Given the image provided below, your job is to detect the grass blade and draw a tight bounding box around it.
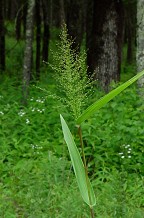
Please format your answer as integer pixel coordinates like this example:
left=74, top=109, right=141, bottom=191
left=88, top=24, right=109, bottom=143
left=76, top=70, right=144, bottom=124
left=60, top=115, right=96, bottom=207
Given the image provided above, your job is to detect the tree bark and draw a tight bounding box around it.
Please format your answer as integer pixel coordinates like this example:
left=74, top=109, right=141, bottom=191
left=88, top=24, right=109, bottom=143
left=66, top=0, right=84, bottom=51
left=0, top=0, right=5, bottom=71
left=42, top=0, right=50, bottom=63
left=6, top=0, right=17, bottom=20
left=86, top=0, right=124, bottom=92
left=137, top=0, right=144, bottom=91
left=86, top=0, right=94, bottom=77
left=15, top=3, right=22, bottom=40
left=59, top=0, right=65, bottom=26
left=35, top=0, right=41, bottom=79
left=124, top=0, right=136, bottom=64
left=22, top=0, right=35, bottom=105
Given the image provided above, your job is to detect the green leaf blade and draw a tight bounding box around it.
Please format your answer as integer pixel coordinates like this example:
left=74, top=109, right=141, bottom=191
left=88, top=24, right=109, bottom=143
left=76, top=70, right=144, bottom=124
left=60, top=115, right=96, bottom=207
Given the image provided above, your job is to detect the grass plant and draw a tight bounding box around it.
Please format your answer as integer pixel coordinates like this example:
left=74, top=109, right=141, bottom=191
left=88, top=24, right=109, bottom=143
left=58, top=27, right=144, bottom=217
left=50, top=25, right=91, bottom=120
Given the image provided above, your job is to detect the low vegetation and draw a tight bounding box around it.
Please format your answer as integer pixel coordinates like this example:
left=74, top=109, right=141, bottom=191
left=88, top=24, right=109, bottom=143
left=0, top=27, right=144, bottom=217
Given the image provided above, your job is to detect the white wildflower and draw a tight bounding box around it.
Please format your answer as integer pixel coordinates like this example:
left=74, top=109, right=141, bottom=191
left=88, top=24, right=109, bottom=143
left=128, top=148, right=132, bottom=151
left=18, top=110, right=25, bottom=117
left=26, top=118, right=30, bottom=124
left=118, top=152, right=123, bottom=155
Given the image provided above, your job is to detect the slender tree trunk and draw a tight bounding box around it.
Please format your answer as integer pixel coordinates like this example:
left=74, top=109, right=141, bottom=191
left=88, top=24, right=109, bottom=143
left=7, top=0, right=12, bottom=20
left=35, top=0, right=41, bottom=79
left=6, top=0, right=17, bottom=20
left=66, top=0, right=84, bottom=51
left=86, top=0, right=94, bottom=77
left=0, top=0, right=5, bottom=71
left=22, top=0, right=35, bottom=105
left=50, top=0, right=53, bottom=27
left=124, top=0, right=136, bottom=64
left=86, top=0, right=124, bottom=92
left=15, top=3, right=22, bottom=40
left=137, top=0, right=144, bottom=91
left=42, top=0, right=50, bottom=63
left=59, top=0, right=65, bottom=26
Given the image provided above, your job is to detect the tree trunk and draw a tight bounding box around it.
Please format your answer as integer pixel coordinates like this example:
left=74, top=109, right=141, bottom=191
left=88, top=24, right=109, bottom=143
left=66, top=0, right=84, bottom=51
left=22, top=0, right=35, bottom=105
left=35, top=0, right=41, bottom=79
left=42, top=0, right=50, bottom=63
left=86, top=0, right=124, bottom=92
left=124, top=0, right=136, bottom=64
left=6, top=0, right=17, bottom=20
left=0, top=0, right=5, bottom=71
left=59, top=0, right=65, bottom=26
left=137, top=0, right=144, bottom=90
left=86, top=0, right=94, bottom=77
left=15, top=4, right=22, bottom=40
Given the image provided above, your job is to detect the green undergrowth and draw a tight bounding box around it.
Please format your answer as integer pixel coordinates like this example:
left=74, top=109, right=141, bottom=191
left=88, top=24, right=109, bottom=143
left=81, top=84, right=144, bottom=175
left=0, top=23, right=143, bottom=217
left=0, top=74, right=144, bottom=217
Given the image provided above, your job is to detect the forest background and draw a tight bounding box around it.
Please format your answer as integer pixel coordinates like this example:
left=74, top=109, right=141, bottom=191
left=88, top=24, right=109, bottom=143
left=0, top=0, right=144, bottom=217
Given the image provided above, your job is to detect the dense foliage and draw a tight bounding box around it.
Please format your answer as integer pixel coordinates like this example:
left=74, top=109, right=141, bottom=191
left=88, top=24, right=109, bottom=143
left=0, top=26, right=144, bottom=217
left=0, top=73, right=144, bottom=217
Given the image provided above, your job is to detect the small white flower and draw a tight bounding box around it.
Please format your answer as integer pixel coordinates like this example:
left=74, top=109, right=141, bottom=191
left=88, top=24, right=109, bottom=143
left=26, top=118, right=30, bottom=124
left=128, top=150, right=131, bottom=153
left=128, top=148, right=132, bottom=151
left=125, top=144, right=131, bottom=148
left=18, top=110, right=25, bottom=117
left=128, top=156, right=131, bottom=158
left=121, top=156, right=125, bottom=159
left=36, top=99, right=41, bottom=102
left=118, top=152, right=123, bottom=155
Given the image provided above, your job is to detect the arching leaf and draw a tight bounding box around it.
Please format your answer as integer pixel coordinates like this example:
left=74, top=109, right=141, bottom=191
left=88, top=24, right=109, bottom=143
left=60, top=115, right=96, bottom=207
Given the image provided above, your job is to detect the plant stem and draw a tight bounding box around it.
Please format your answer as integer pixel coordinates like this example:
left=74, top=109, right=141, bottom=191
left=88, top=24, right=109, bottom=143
left=77, top=125, right=87, bottom=170
left=77, top=125, right=95, bottom=218
left=90, top=206, right=95, bottom=218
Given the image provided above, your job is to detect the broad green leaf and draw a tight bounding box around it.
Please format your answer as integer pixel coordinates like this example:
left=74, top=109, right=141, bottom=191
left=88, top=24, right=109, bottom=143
left=60, top=115, right=96, bottom=207
left=76, top=70, right=144, bottom=124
